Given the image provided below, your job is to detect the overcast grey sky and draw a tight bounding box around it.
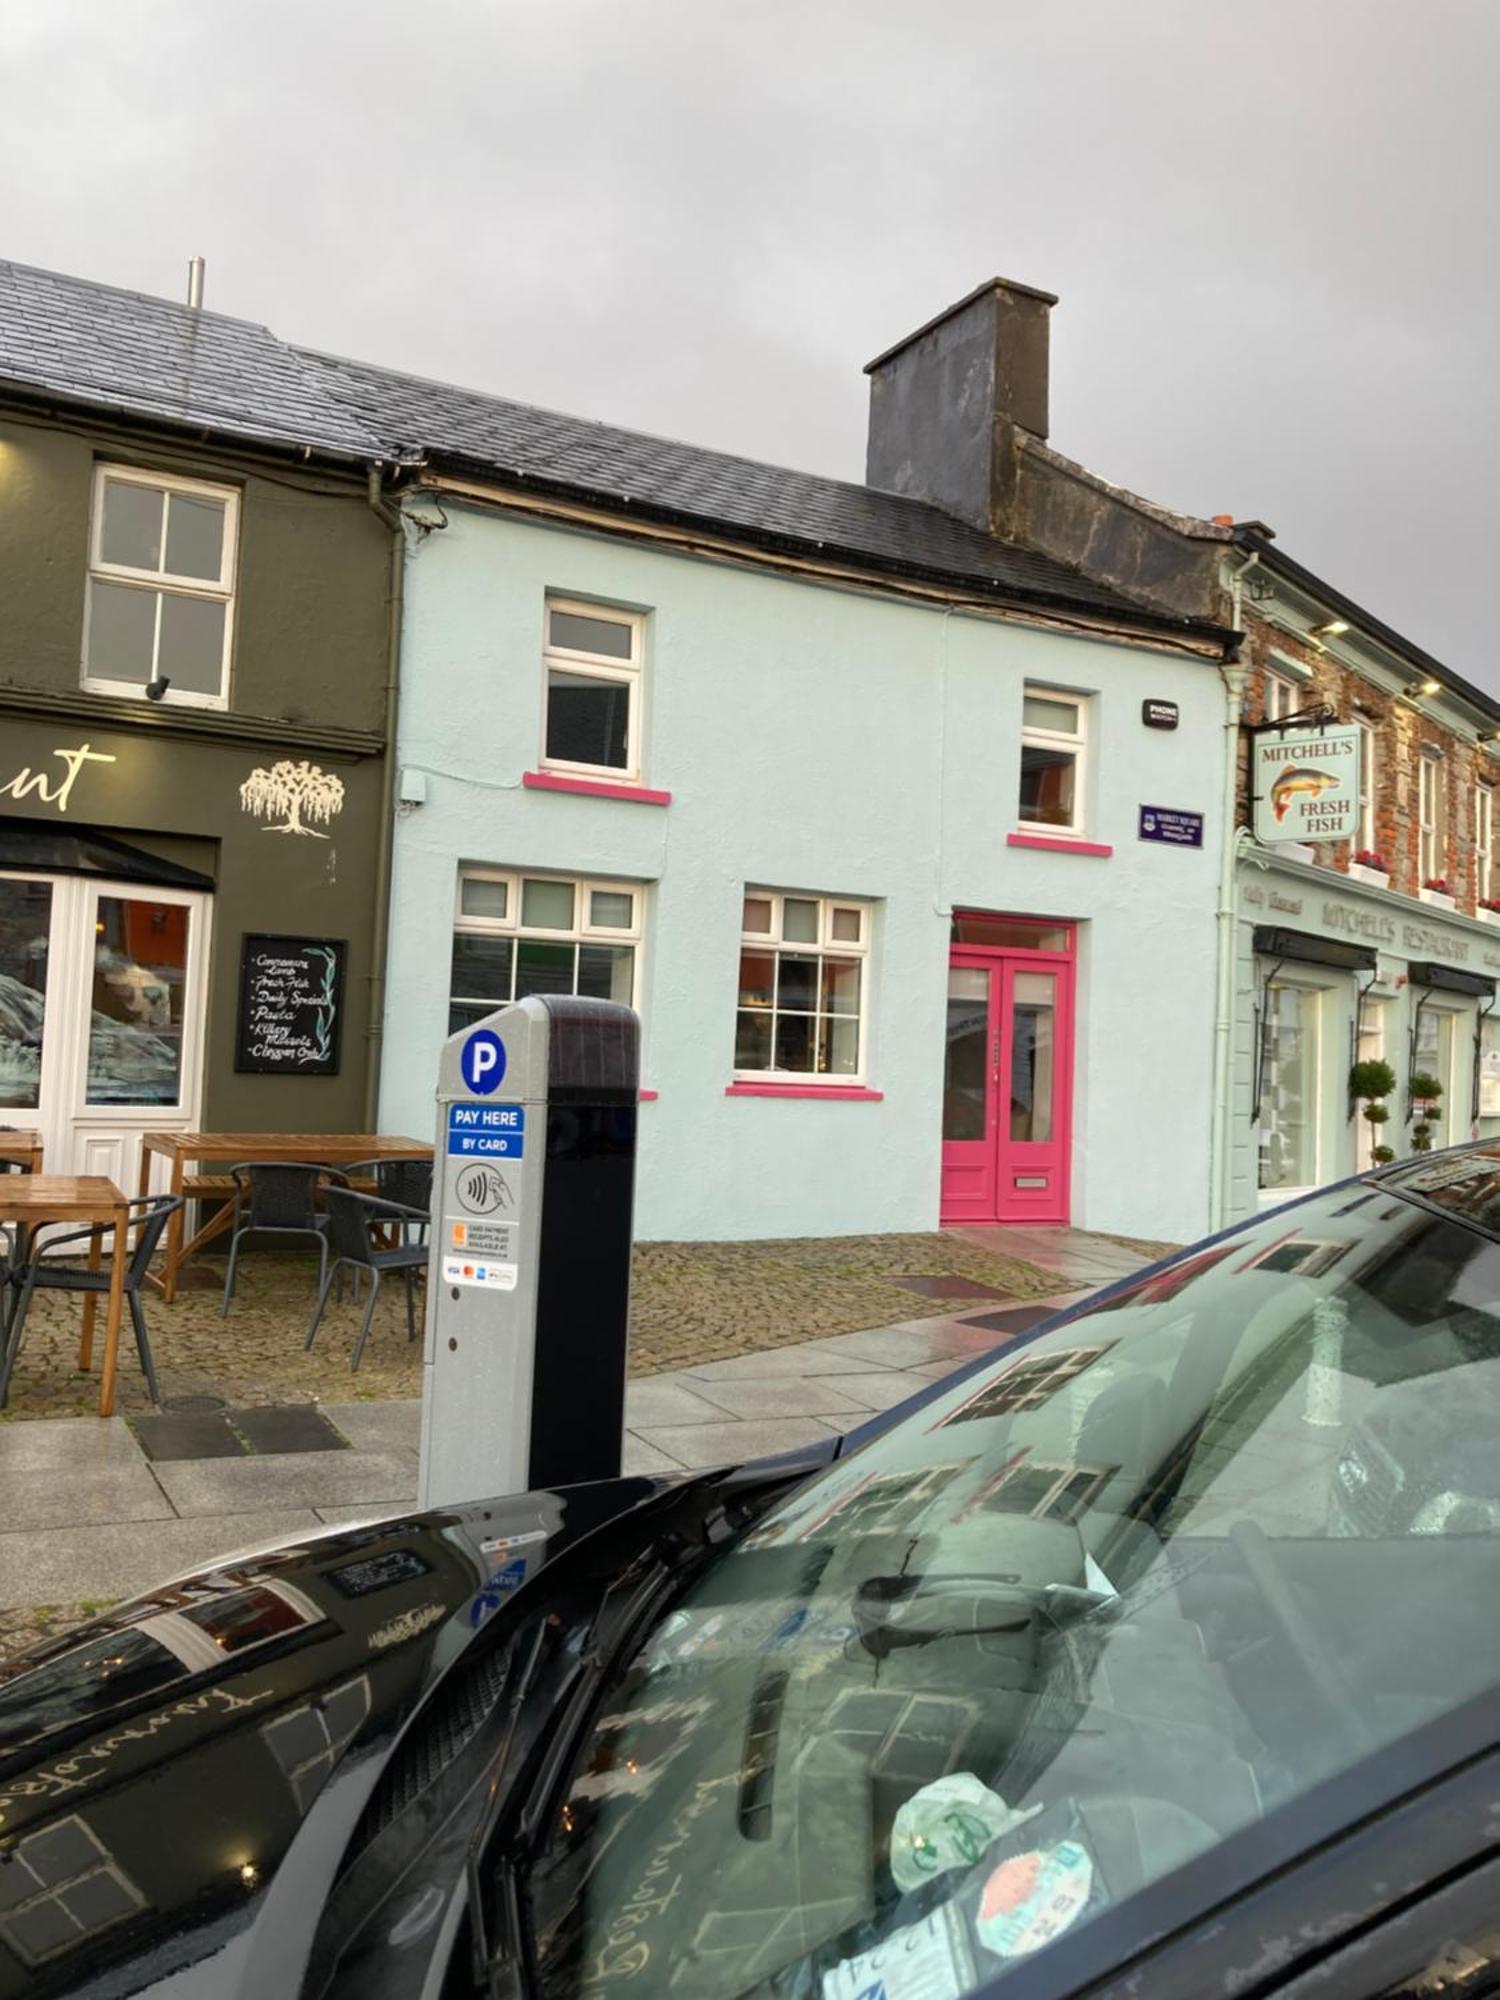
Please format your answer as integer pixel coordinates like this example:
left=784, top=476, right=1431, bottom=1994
left=4, top=1, right=1495, bottom=679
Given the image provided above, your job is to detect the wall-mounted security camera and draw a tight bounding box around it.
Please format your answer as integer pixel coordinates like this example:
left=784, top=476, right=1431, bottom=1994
left=144, top=675, right=171, bottom=703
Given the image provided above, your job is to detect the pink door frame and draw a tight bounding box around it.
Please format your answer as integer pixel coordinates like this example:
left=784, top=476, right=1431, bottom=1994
left=940, top=928, right=1075, bottom=1226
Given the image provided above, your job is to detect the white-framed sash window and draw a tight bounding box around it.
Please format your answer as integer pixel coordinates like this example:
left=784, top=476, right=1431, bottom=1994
left=1477, top=782, right=1494, bottom=902
left=1419, top=748, right=1448, bottom=883
left=1258, top=978, right=1322, bottom=1196
left=83, top=465, right=238, bottom=708
left=541, top=598, right=645, bottom=783
left=1355, top=716, right=1380, bottom=857
left=736, top=890, right=870, bottom=1082
left=1018, top=688, right=1088, bottom=836
left=450, top=867, right=643, bottom=1031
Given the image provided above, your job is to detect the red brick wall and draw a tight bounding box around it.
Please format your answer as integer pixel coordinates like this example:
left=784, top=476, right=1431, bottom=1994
left=1238, top=612, right=1499, bottom=912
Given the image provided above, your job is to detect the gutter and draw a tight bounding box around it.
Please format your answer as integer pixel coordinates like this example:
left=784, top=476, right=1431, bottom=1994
left=362, top=468, right=405, bottom=1130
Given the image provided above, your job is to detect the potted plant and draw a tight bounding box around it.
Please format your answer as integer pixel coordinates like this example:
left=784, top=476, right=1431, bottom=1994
left=1479, top=897, right=1500, bottom=927
left=1409, top=1069, right=1444, bottom=1150
left=1350, top=849, right=1390, bottom=886
left=1420, top=876, right=1456, bottom=909
left=1350, top=1057, right=1397, bottom=1166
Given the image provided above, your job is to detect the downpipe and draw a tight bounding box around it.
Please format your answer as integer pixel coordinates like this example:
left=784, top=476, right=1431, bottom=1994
left=364, top=466, right=405, bottom=1131
left=1208, top=554, right=1256, bottom=1230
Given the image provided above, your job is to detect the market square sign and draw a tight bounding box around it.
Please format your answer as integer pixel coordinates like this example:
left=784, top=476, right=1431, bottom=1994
left=1253, top=726, right=1361, bottom=843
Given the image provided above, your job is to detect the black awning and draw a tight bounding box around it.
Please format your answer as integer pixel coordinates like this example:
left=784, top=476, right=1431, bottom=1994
left=0, top=817, right=214, bottom=891
left=1252, top=925, right=1378, bottom=974
left=1408, top=960, right=1497, bottom=999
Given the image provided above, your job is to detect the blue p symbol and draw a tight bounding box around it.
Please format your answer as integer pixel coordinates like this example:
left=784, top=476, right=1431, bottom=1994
left=461, top=1029, right=506, bottom=1095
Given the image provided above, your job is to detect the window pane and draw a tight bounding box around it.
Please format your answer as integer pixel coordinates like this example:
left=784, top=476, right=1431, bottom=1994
left=951, top=915, right=1069, bottom=951
left=944, top=970, right=988, bottom=1141
left=1010, top=972, right=1056, bottom=1143
left=515, top=939, right=575, bottom=998
left=460, top=877, right=509, bottom=922
left=450, top=933, right=514, bottom=1002
left=830, top=906, right=862, bottom=943
left=782, top=898, right=819, bottom=944
left=87, top=896, right=188, bottom=1106
left=776, top=954, right=819, bottom=1013
left=99, top=478, right=163, bottom=570
left=821, top=1015, right=859, bottom=1075
left=1022, top=694, right=1078, bottom=735
left=578, top=943, right=634, bottom=1004
left=589, top=890, right=634, bottom=930
left=548, top=607, right=634, bottom=659
left=738, top=950, right=775, bottom=1010
left=1019, top=744, right=1077, bottom=827
left=87, top=579, right=157, bottom=682
left=449, top=1000, right=492, bottom=1035
left=735, top=1010, right=771, bottom=1070
left=742, top=896, right=773, bottom=935
left=1258, top=984, right=1318, bottom=1189
left=774, top=1013, right=815, bottom=1071
left=521, top=878, right=575, bottom=930
left=164, top=492, right=227, bottom=581
left=823, top=958, right=861, bottom=1016
left=546, top=671, right=629, bottom=769
left=0, top=878, right=51, bottom=1109
left=157, top=591, right=226, bottom=695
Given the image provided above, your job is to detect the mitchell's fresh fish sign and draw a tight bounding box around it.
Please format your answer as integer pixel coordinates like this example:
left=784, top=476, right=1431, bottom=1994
left=1253, top=726, right=1361, bottom=843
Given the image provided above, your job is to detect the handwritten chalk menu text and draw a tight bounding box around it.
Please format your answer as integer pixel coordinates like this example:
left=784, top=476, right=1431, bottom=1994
left=235, top=935, right=347, bottom=1075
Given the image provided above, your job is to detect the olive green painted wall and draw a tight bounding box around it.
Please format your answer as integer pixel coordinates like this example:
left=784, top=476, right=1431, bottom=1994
left=0, top=413, right=388, bottom=731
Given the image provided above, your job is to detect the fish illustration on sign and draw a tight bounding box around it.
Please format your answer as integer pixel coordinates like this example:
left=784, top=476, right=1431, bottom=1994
left=1269, top=764, right=1340, bottom=823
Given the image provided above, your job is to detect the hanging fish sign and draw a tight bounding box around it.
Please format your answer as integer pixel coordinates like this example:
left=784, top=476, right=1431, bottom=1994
left=1253, top=726, right=1361, bottom=843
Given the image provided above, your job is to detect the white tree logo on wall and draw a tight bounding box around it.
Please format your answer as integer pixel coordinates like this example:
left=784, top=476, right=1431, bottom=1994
left=239, top=759, right=345, bottom=838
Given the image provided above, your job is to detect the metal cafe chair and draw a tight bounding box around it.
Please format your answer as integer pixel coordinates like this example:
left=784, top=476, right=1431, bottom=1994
left=0, top=1194, right=183, bottom=1409
left=220, top=1163, right=350, bottom=1316
left=342, top=1157, right=433, bottom=1244
left=305, top=1187, right=429, bottom=1372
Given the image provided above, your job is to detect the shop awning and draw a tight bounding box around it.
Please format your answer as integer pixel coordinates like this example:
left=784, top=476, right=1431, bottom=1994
left=1252, top=924, right=1377, bottom=974
left=1408, top=960, right=1497, bottom=999
left=0, top=818, right=214, bottom=891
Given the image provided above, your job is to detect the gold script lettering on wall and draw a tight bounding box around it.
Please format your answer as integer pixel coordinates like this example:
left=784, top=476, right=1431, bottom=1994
left=0, top=742, right=116, bottom=814
left=239, top=759, right=345, bottom=838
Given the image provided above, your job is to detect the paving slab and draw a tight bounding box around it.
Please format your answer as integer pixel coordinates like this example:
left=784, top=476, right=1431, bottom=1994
left=829, top=1370, right=946, bottom=1413
left=0, top=1416, right=145, bottom=1472
left=680, top=1343, right=879, bottom=1382
left=631, top=1416, right=840, bottom=1471
left=814, top=1323, right=1003, bottom=1369
left=677, top=1377, right=870, bottom=1420
left=623, top=1380, right=744, bottom=1428
left=151, top=1449, right=417, bottom=1518
left=0, top=1510, right=327, bottom=1606
left=317, top=1400, right=422, bottom=1457
left=623, top=1433, right=692, bottom=1476
left=0, top=1456, right=172, bottom=1534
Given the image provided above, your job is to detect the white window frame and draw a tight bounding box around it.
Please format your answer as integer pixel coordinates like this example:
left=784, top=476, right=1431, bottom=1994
left=1256, top=975, right=1324, bottom=1203
left=735, top=889, right=871, bottom=1085
left=1477, top=781, right=1494, bottom=903
left=1263, top=670, right=1301, bottom=722
left=540, top=596, right=645, bottom=784
left=1419, top=747, right=1447, bottom=883
left=1018, top=687, right=1089, bottom=838
left=1355, top=715, right=1379, bottom=856
left=82, top=463, right=238, bottom=710
left=450, top=867, right=644, bottom=1022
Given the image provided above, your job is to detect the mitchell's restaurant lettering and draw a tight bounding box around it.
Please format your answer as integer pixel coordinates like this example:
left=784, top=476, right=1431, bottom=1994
left=0, top=741, right=116, bottom=814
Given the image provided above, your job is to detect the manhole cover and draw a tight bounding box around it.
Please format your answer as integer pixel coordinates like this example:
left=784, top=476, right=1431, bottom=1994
left=162, top=1394, right=227, bottom=1413
left=890, top=1274, right=1013, bottom=1300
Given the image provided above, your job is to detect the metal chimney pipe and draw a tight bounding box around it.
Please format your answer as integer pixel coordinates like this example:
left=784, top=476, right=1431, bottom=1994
left=187, top=257, right=205, bottom=309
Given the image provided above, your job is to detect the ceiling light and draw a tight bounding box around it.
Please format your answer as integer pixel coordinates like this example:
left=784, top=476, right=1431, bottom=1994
left=1310, top=619, right=1349, bottom=640
left=1404, top=679, right=1443, bottom=699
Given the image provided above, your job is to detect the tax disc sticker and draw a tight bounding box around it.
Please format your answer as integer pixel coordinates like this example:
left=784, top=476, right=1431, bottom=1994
left=976, top=1839, right=1093, bottom=1959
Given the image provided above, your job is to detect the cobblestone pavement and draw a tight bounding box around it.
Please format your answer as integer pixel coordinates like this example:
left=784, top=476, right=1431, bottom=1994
left=0, top=1231, right=1061, bottom=1419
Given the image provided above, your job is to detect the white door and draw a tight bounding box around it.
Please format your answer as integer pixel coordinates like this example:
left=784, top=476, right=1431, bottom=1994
left=0, top=870, right=209, bottom=1186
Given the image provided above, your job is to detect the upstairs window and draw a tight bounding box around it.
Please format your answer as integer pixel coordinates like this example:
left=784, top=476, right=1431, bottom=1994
left=1263, top=670, right=1301, bottom=722
left=1478, top=781, right=1494, bottom=902
left=1419, top=748, right=1448, bottom=883
left=1018, top=689, right=1087, bottom=835
left=736, top=891, right=870, bottom=1081
left=542, top=598, right=644, bottom=781
left=449, top=869, right=641, bottom=1033
left=83, top=466, right=237, bottom=707
left=1355, top=715, right=1380, bottom=856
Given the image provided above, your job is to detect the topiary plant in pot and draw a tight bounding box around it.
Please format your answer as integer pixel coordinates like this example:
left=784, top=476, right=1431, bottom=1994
left=1409, top=1070, right=1444, bottom=1151
left=1350, top=1057, right=1398, bottom=1168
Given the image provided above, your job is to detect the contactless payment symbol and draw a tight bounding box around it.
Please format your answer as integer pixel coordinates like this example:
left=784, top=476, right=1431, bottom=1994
left=460, top=1029, right=506, bottom=1096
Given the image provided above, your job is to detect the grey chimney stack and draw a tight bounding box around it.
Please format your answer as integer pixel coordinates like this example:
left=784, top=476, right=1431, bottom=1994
left=186, top=257, right=205, bottom=310
left=864, top=276, right=1056, bottom=537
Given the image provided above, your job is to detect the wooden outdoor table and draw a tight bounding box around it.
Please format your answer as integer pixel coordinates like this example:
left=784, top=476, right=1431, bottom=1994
left=0, top=1175, right=129, bottom=1416
left=0, top=1133, right=43, bottom=1172
left=138, top=1133, right=433, bottom=1303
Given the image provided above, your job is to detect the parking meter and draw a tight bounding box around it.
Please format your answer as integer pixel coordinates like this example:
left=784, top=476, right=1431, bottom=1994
left=417, top=995, right=640, bottom=1511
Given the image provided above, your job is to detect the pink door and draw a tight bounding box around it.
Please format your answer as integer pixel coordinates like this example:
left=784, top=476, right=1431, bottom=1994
left=940, top=938, right=1073, bottom=1224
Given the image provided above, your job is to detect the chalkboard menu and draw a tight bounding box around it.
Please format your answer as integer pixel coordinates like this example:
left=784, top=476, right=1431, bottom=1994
left=235, top=935, right=347, bottom=1076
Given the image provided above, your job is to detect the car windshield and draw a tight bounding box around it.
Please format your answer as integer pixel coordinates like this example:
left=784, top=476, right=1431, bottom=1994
left=523, top=1182, right=1500, bottom=1998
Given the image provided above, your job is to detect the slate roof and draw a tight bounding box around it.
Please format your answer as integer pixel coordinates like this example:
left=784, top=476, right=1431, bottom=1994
left=0, top=260, right=389, bottom=462
left=303, top=348, right=1184, bottom=626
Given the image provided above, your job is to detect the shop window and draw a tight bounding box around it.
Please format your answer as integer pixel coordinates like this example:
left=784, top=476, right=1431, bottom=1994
left=736, top=890, right=870, bottom=1081
left=1413, top=1006, right=1457, bottom=1150
left=541, top=598, right=645, bottom=782
left=1355, top=998, right=1387, bottom=1172
left=1356, top=716, right=1380, bottom=857
left=1018, top=689, right=1088, bottom=835
left=83, top=466, right=237, bottom=708
left=1420, top=748, right=1448, bottom=883
left=1479, top=1014, right=1500, bottom=1123
left=449, top=868, right=641, bottom=1031
left=1477, top=783, right=1494, bottom=902
left=1258, top=981, right=1320, bottom=1193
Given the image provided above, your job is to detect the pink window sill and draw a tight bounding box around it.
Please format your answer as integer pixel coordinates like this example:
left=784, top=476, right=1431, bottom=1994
left=724, top=1082, right=884, bottom=1102
left=1006, top=831, right=1114, bottom=858
left=639, top=1088, right=659, bottom=1101
left=523, top=770, right=672, bottom=806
